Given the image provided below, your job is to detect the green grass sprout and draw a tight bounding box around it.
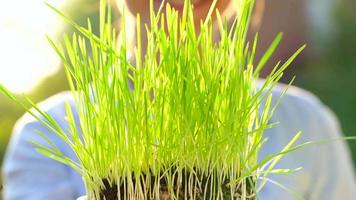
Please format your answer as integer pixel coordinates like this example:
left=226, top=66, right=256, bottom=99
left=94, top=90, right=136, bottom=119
left=0, top=0, right=307, bottom=199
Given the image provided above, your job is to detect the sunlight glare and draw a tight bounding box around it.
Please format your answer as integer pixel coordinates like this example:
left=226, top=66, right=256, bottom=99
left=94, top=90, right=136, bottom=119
left=0, top=0, right=66, bottom=93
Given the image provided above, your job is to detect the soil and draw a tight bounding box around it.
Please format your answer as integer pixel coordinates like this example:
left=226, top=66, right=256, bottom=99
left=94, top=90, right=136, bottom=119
left=100, top=179, right=118, bottom=200
left=99, top=168, right=255, bottom=200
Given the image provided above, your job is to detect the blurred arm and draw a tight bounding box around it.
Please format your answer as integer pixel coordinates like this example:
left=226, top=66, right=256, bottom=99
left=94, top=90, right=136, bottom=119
left=2, top=93, right=84, bottom=200
left=257, top=82, right=356, bottom=199
left=308, top=105, right=356, bottom=199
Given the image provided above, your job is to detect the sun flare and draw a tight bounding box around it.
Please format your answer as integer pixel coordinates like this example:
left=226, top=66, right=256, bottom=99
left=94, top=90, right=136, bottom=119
left=0, top=0, right=65, bottom=93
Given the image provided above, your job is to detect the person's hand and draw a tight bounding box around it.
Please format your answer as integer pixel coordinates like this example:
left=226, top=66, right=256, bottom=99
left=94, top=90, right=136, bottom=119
left=77, top=195, right=87, bottom=200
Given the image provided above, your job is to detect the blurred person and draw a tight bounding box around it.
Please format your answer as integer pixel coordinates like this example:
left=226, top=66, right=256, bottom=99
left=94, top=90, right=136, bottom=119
left=2, top=0, right=356, bottom=200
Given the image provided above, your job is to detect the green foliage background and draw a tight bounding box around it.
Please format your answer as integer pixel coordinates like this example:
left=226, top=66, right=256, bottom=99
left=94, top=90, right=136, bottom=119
left=0, top=0, right=355, bottom=198
left=296, top=3, right=356, bottom=163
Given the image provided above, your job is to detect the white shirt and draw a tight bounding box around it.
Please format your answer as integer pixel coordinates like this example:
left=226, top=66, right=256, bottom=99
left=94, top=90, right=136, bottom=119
left=2, top=82, right=356, bottom=200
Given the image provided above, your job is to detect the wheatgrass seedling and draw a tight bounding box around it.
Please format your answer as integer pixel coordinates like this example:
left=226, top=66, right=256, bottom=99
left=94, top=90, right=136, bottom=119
left=0, top=0, right=306, bottom=199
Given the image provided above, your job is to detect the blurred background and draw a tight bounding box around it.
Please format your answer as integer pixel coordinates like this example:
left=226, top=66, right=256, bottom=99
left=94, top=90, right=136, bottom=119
left=0, top=0, right=355, bottom=198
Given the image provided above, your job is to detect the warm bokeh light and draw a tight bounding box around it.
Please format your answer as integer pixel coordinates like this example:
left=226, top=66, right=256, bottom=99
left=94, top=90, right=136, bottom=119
left=0, top=0, right=66, bottom=93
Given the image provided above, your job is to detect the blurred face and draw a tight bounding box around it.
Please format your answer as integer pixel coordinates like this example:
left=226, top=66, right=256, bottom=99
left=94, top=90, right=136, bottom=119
left=122, top=0, right=234, bottom=24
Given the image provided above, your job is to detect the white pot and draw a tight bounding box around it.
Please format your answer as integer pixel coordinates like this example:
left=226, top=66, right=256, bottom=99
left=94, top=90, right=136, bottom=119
left=77, top=196, right=87, bottom=200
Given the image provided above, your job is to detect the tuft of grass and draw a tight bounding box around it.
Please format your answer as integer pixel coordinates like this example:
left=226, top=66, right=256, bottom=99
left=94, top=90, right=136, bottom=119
left=0, top=0, right=305, bottom=199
